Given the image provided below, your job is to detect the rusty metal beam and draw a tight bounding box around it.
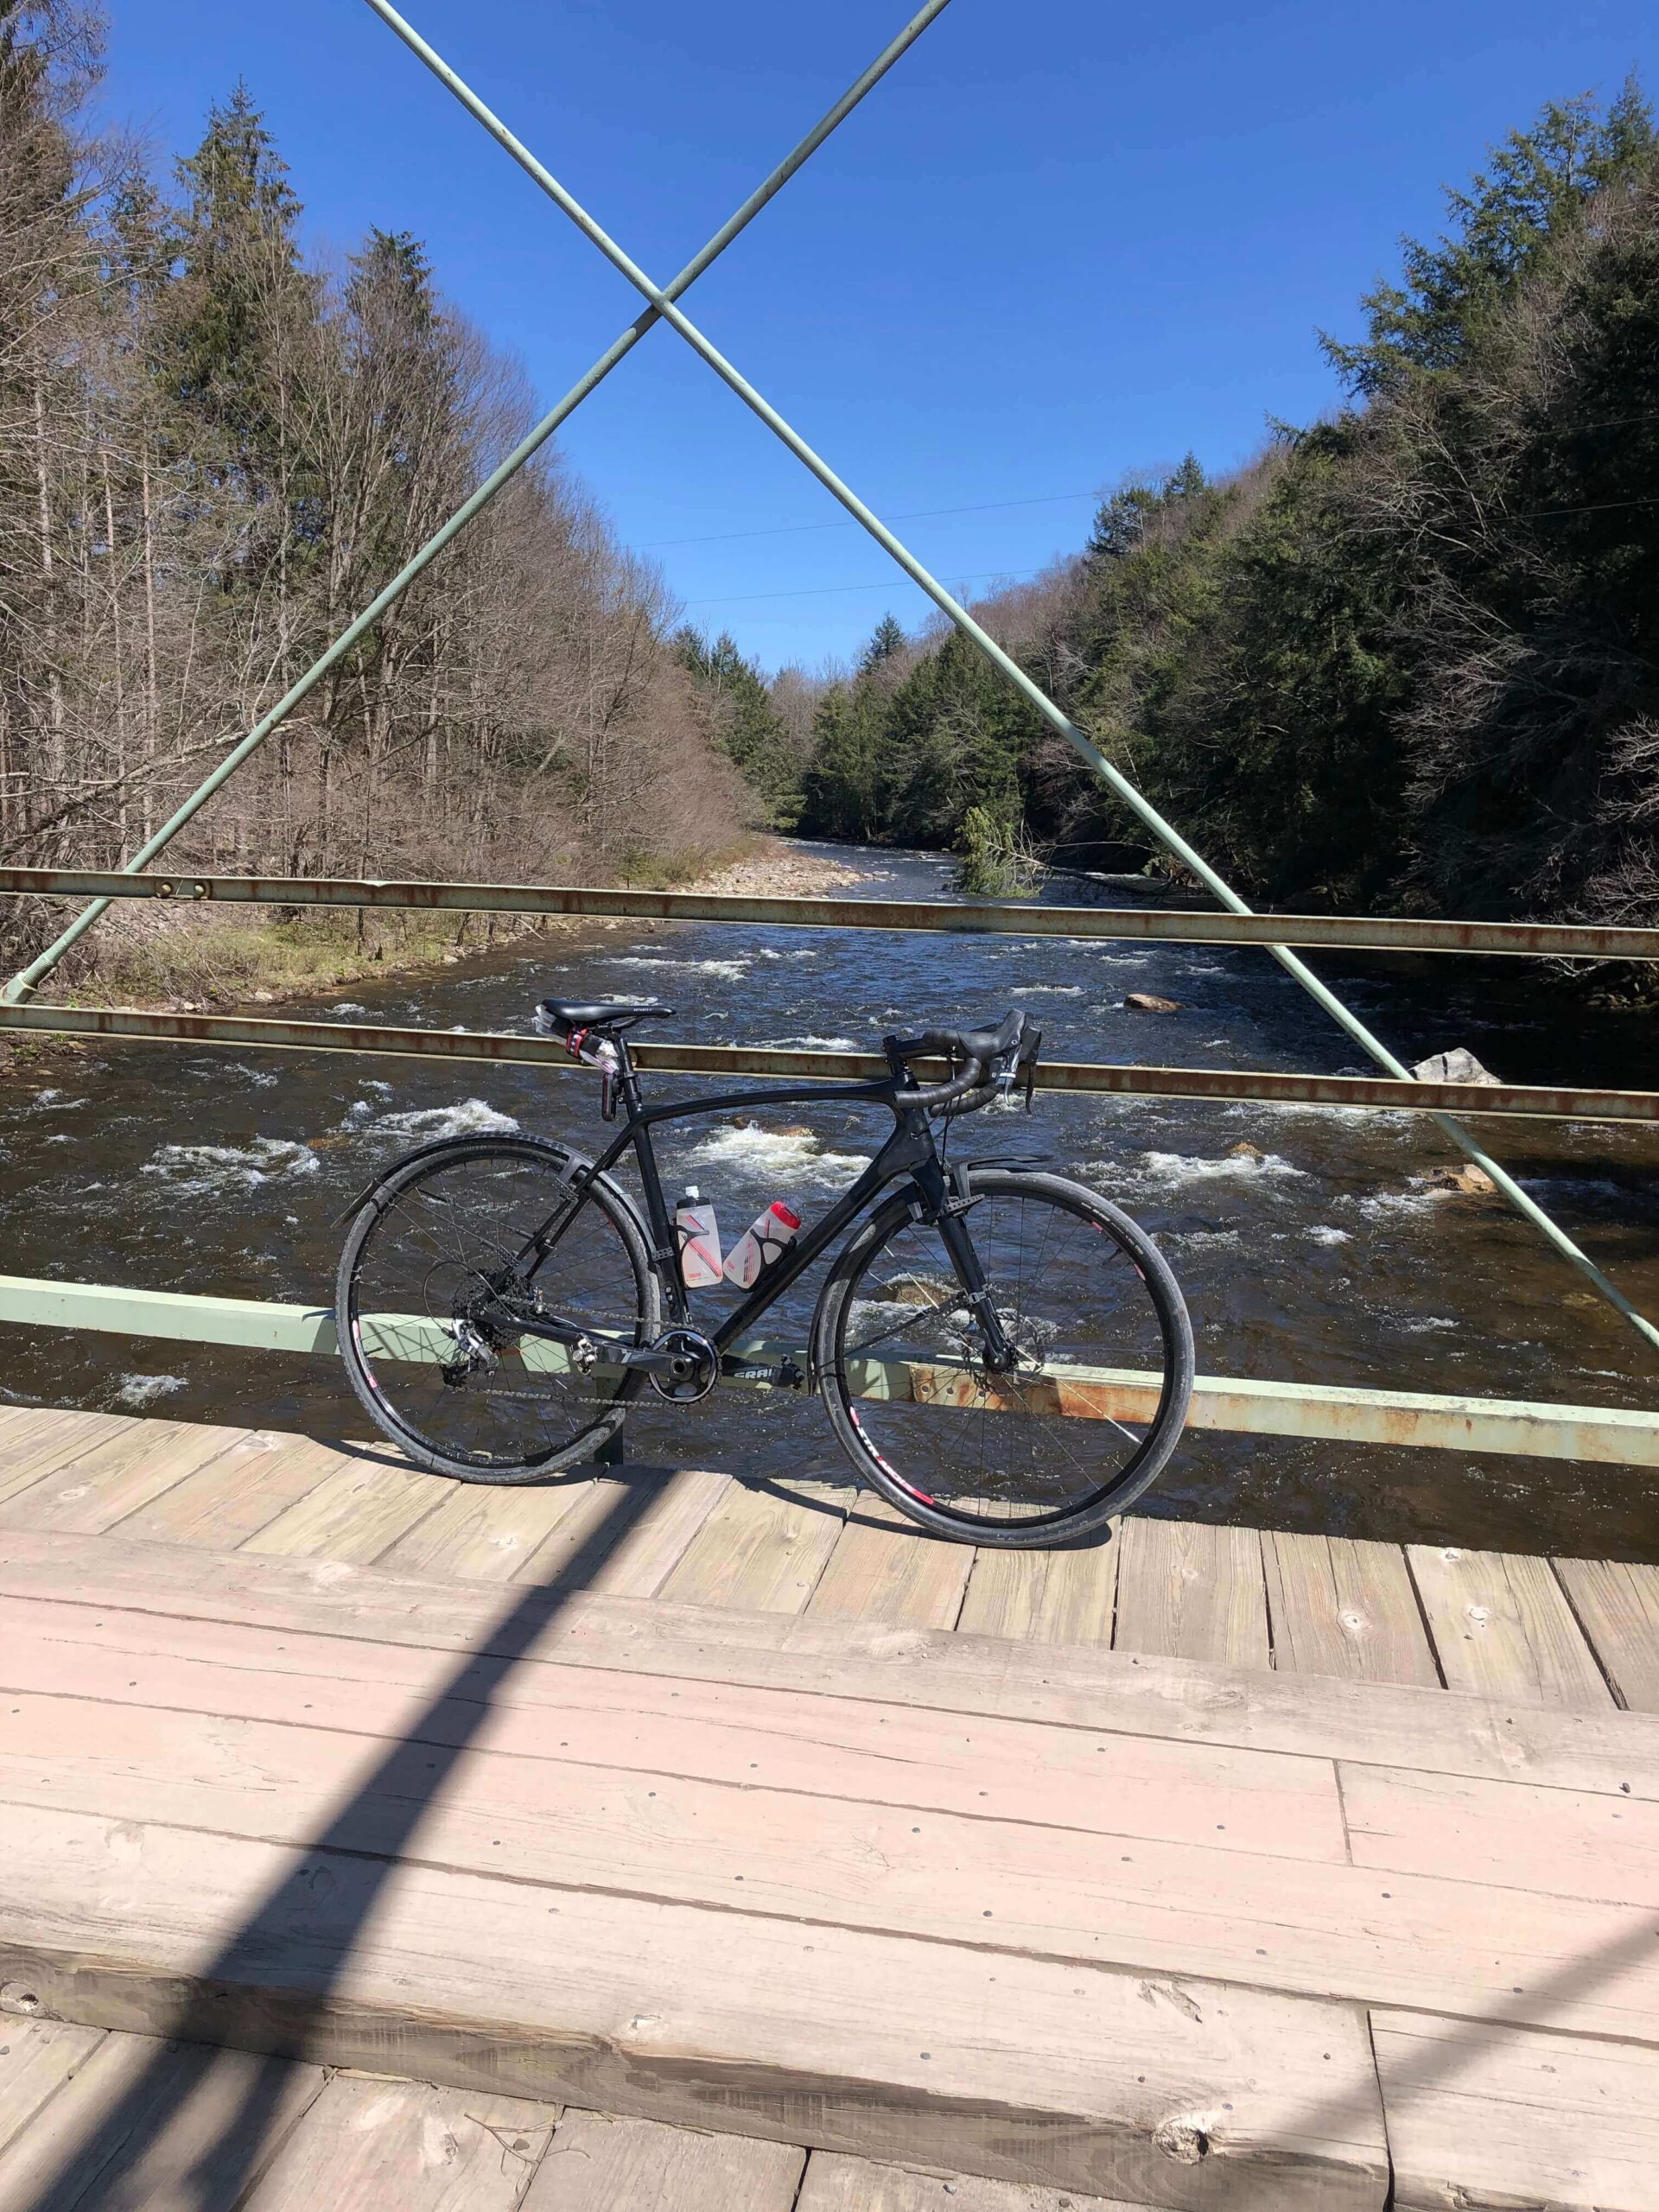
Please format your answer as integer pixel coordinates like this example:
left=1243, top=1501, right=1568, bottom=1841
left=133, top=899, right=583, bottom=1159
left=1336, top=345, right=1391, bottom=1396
left=3, top=867, right=1656, bottom=961
left=2, top=1002, right=1655, bottom=1122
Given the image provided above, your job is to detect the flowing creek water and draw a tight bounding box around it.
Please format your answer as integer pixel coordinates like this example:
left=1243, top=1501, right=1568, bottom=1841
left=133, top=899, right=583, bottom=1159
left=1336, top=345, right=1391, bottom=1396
left=3, top=841, right=1656, bottom=1555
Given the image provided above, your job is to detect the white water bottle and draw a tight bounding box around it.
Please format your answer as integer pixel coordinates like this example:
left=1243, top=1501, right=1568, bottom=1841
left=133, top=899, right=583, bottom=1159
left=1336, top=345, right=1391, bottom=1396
left=676, top=1187, right=723, bottom=1288
left=722, top=1200, right=801, bottom=1289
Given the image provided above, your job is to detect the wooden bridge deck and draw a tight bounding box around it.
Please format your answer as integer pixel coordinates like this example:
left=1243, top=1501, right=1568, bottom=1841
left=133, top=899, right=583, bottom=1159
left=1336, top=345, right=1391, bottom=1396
left=1, top=1402, right=1656, bottom=2209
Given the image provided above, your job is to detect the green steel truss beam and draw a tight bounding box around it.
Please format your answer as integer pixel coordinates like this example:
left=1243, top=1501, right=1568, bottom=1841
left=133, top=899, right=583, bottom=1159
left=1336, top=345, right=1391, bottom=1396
left=2, top=1272, right=1653, bottom=1469
left=367, top=0, right=1659, bottom=1357
left=0, top=0, right=954, bottom=1006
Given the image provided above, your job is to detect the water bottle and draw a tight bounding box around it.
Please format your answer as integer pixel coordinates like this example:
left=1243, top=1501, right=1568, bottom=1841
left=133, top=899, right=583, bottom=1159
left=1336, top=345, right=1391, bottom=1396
left=722, top=1200, right=801, bottom=1289
left=675, top=1187, right=723, bottom=1288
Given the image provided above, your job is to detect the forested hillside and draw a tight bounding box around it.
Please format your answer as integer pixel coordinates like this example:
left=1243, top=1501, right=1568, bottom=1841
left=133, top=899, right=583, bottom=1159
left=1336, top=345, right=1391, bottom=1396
left=0, top=1, right=746, bottom=974
left=684, top=85, right=1659, bottom=933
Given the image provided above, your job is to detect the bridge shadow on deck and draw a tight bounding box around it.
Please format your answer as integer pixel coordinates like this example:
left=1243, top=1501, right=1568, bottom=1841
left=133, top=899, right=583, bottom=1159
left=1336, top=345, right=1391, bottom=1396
left=15, top=1470, right=665, bottom=2210
left=11, top=1458, right=1653, bottom=2208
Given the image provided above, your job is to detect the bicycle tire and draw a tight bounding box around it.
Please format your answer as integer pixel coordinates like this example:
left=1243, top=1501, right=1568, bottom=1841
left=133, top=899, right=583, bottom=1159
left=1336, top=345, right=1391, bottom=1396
left=335, top=1135, right=660, bottom=1483
left=812, top=1167, right=1193, bottom=1548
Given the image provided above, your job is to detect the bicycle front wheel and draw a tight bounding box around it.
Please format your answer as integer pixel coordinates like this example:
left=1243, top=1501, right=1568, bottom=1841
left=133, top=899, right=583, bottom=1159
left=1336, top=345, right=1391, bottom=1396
left=336, top=1135, right=660, bottom=1482
left=813, top=1168, right=1192, bottom=1547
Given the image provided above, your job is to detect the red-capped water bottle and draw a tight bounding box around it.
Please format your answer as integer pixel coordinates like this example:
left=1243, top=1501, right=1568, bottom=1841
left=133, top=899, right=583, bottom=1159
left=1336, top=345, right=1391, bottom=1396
left=675, top=1187, right=723, bottom=1289
left=722, top=1200, right=802, bottom=1289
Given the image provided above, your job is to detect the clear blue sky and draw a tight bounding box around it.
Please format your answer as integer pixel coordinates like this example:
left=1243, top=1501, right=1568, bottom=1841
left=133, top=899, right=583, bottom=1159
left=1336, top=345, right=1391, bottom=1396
left=102, top=0, right=1655, bottom=673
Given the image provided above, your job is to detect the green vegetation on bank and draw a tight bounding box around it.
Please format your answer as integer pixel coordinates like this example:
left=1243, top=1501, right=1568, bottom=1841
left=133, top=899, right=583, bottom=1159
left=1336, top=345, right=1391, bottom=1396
left=679, top=84, right=1659, bottom=942
left=2, top=3, right=747, bottom=988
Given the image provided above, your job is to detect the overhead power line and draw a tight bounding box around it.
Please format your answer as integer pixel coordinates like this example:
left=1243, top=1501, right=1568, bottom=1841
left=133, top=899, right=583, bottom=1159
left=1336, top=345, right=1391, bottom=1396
left=645, top=490, right=1097, bottom=550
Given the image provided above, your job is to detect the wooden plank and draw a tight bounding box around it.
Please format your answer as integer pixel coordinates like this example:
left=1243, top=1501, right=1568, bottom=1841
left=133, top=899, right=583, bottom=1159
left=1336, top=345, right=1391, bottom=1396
left=0, top=2020, right=105, bottom=2159
left=577, top=1469, right=732, bottom=1599
left=808, top=1499, right=975, bottom=1630
left=957, top=1540, right=1118, bottom=1646
left=522, top=2111, right=800, bottom=2211
left=1373, top=2008, right=1659, bottom=2212
left=1408, top=1544, right=1613, bottom=1709
left=1554, top=1557, right=1659, bottom=1712
left=0, top=2028, right=323, bottom=2210
left=239, top=1454, right=448, bottom=1563
left=121, top=1434, right=350, bottom=1552
left=375, top=1474, right=597, bottom=1584
left=798, top=2152, right=1157, bottom=2211
left=1341, top=1761, right=1659, bottom=1904
left=659, top=1478, right=852, bottom=1613
left=0, top=1599, right=1353, bottom=1860
left=1263, top=1533, right=1440, bottom=1688
left=0, top=1419, right=249, bottom=1535
left=244, top=2074, right=557, bottom=2211
left=8, top=1531, right=1658, bottom=1802
left=5, top=1687, right=1656, bottom=2041
left=0, top=1412, right=133, bottom=1503
left=0, top=1799, right=1392, bottom=2209
left=1113, top=1518, right=1269, bottom=1667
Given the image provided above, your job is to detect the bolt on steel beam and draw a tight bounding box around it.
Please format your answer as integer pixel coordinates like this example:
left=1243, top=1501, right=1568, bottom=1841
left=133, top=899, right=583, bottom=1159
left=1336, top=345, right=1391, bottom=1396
left=3, top=866, right=1659, bottom=962
left=372, top=0, right=1659, bottom=1357
left=0, top=0, right=953, bottom=1009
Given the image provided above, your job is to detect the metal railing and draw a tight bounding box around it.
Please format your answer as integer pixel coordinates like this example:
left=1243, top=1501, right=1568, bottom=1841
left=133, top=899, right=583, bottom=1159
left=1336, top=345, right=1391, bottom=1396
left=1, top=0, right=1655, bottom=1465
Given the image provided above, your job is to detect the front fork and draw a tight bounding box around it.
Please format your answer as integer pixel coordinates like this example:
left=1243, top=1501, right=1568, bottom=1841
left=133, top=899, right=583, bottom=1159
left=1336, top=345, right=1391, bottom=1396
left=912, top=1157, right=1020, bottom=1372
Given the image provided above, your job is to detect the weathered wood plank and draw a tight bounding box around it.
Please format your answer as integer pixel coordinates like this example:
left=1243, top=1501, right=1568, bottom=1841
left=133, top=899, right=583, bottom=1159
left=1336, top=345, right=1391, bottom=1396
left=522, top=2111, right=800, bottom=2211
left=957, top=1539, right=1118, bottom=1646
left=1373, top=2008, right=1659, bottom=2212
left=808, top=1500, right=975, bottom=1630
left=4, top=1685, right=1656, bottom=2039
left=0, top=1420, right=247, bottom=1535
left=659, top=1478, right=852, bottom=1613
left=1262, top=1532, right=1440, bottom=1688
left=0, top=1800, right=1391, bottom=2209
left=239, top=1455, right=448, bottom=1563
left=244, top=2074, right=557, bottom=2211
left=1554, top=1557, right=1659, bottom=1713
left=6, top=1532, right=1656, bottom=1802
left=121, top=1434, right=349, bottom=1552
left=0, top=1412, right=132, bottom=1503
left=1341, top=1761, right=1659, bottom=1904
left=374, top=1473, right=596, bottom=1584
left=1408, top=1544, right=1613, bottom=1709
left=0, top=1594, right=1350, bottom=1861
left=570, top=1469, right=732, bottom=1599
left=1112, top=1518, right=1269, bottom=1667
left=798, top=2152, right=1158, bottom=2212
left=0, top=2020, right=105, bottom=2160
left=0, top=2029, right=323, bottom=2210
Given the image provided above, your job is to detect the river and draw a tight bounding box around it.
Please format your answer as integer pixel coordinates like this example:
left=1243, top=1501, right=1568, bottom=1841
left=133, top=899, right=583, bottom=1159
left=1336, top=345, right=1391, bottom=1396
left=3, top=841, right=1656, bottom=1556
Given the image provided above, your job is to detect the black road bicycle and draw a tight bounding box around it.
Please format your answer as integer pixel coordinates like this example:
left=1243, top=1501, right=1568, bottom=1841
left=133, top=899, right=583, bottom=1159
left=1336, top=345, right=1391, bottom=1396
left=337, top=999, right=1194, bottom=1548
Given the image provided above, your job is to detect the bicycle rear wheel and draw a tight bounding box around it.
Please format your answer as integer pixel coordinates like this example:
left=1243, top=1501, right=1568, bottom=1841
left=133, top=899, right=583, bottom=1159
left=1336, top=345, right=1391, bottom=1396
left=813, top=1168, right=1192, bottom=1547
left=336, top=1135, right=659, bottom=1482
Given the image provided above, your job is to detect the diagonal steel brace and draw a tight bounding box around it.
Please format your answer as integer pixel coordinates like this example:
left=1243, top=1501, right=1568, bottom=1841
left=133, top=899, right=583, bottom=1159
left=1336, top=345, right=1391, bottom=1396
left=368, top=0, right=1659, bottom=1357
left=1, top=0, right=955, bottom=1006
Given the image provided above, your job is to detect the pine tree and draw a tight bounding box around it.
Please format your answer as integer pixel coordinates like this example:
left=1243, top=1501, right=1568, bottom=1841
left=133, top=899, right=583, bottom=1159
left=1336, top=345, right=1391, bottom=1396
left=1323, top=80, right=1656, bottom=394
left=674, top=627, right=798, bottom=821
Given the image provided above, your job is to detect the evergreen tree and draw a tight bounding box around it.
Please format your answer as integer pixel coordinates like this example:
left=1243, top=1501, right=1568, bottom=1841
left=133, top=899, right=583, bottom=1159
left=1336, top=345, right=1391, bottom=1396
left=859, top=613, right=906, bottom=671
left=674, top=626, right=798, bottom=822
left=1323, top=80, right=1656, bottom=394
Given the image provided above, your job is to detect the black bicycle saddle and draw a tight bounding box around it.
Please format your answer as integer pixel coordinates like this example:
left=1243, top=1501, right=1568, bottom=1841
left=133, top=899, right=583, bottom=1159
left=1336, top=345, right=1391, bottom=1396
left=537, top=998, right=675, bottom=1033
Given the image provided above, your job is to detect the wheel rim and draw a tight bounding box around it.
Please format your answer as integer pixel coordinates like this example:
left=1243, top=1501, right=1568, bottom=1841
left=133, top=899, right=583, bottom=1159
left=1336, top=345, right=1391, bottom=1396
left=345, top=1146, right=650, bottom=1471
left=832, top=1181, right=1179, bottom=1529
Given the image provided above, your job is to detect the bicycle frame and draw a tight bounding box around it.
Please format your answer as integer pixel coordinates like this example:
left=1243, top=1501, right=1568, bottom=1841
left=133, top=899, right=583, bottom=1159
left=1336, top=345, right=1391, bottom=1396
left=532, top=1035, right=1003, bottom=1370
